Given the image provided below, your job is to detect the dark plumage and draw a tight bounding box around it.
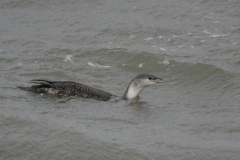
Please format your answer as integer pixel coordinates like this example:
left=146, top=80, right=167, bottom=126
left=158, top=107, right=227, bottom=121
left=18, top=79, right=114, bottom=101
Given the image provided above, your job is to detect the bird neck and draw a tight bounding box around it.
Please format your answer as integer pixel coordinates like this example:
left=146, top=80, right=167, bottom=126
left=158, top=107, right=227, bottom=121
left=123, top=83, right=144, bottom=99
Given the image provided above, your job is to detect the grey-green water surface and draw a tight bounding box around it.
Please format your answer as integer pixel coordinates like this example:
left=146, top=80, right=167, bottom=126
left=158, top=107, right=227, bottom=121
left=0, top=0, right=240, bottom=159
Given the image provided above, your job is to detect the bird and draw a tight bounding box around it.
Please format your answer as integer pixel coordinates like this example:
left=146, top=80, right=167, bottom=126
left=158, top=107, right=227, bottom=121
left=18, top=74, right=168, bottom=101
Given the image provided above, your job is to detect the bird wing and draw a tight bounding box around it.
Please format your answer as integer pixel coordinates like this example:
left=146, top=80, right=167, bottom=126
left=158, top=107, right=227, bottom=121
left=29, top=79, right=113, bottom=101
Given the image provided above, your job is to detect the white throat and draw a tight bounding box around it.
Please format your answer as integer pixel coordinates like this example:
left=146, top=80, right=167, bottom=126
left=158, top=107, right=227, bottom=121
left=125, top=84, right=144, bottom=99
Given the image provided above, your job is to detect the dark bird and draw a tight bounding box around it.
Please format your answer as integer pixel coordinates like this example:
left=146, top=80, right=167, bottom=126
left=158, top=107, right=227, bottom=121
left=18, top=74, right=168, bottom=101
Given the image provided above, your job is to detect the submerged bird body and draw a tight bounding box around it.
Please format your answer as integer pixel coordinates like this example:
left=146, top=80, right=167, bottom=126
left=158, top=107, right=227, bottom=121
left=18, top=80, right=114, bottom=101
left=18, top=74, right=167, bottom=101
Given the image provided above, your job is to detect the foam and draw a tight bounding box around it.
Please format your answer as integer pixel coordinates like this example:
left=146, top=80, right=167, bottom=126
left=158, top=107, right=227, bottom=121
left=145, top=37, right=153, bottom=40
left=210, top=34, right=227, bottom=38
left=159, top=47, right=166, bottom=51
left=203, top=30, right=211, bottom=34
left=158, top=60, right=170, bottom=65
left=87, top=62, right=111, bottom=69
left=63, top=55, right=74, bottom=63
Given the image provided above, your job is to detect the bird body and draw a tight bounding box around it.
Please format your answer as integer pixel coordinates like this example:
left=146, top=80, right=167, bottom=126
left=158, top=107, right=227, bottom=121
left=18, top=74, right=167, bottom=101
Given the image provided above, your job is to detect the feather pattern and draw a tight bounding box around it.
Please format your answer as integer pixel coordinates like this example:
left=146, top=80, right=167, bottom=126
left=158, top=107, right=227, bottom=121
left=19, top=79, right=114, bottom=101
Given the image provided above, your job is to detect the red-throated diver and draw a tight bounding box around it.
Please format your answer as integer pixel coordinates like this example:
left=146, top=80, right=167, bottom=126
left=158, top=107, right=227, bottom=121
left=18, top=74, right=167, bottom=101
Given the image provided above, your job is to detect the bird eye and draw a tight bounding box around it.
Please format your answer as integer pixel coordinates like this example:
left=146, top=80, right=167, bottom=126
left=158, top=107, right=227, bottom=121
left=148, top=77, right=152, bottom=80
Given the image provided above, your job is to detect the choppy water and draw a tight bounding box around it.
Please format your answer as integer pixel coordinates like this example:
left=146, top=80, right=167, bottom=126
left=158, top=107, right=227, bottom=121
left=0, top=0, right=240, bottom=159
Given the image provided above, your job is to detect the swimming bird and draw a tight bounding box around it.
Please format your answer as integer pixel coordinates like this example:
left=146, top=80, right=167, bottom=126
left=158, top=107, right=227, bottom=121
left=18, top=74, right=168, bottom=101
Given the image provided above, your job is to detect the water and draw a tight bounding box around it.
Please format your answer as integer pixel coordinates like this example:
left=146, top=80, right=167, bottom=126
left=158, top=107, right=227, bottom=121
left=0, top=0, right=240, bottom=159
